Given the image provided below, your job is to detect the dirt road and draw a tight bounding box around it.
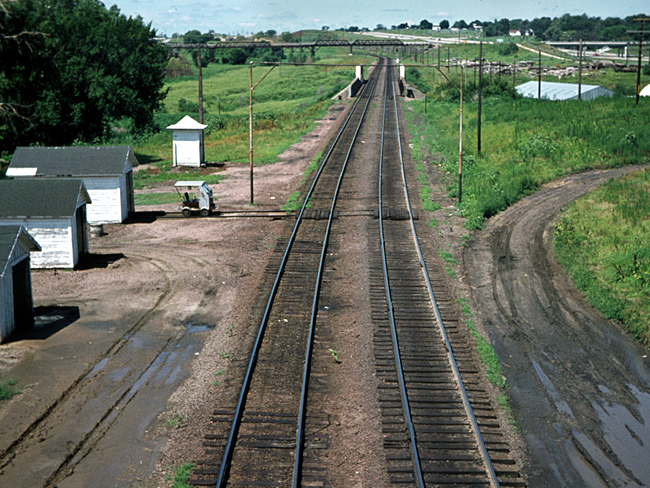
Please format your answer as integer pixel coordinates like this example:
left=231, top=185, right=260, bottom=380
left=466, top=167, right=650, bottom=487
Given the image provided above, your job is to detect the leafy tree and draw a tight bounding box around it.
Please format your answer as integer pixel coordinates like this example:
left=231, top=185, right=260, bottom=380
left=184, top=29, right=212, bottom=43
left=439, top=20, right=449, bottom=30
left=529, top=17, right=552, bottom=39
left=397, top=22, right=409, bottom=29
left=419, top=19, right=433, bottom=30
left=0, top=0, right=168, bottom=151
left=281, top=31, right=295, bottom=42
left=223, top=48, right=247, bottom=65
left=453, top=20, right=469, bottom=29
left=375, top=24, right=385, bottom=31
left=265, top=29, right=277, bottom=37
left=322, top=26, right=329, bottom=31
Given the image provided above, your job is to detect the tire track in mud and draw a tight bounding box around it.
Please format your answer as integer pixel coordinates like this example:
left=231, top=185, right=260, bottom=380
left=466, top=166, right=650, bottom=487
left=0, top=251, right=211, bottom=487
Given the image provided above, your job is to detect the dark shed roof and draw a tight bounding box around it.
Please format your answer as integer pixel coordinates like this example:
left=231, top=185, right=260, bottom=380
left=0, top=179, right=91, bottom=219
left=0, top=226, right=40, bottom=278
left=9, top=146, right=137, bottom=177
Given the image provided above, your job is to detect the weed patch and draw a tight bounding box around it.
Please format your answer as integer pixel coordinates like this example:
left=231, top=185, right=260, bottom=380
left=0, top=378, right=20, bottom=402
left=554, top=168, right=650, bottom=347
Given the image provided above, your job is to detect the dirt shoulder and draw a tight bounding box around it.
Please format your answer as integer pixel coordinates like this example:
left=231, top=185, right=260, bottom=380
left=465, top=166, right=650, bottom=487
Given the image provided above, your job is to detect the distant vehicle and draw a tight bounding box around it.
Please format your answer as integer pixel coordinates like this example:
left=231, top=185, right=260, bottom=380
left=175, top=181, right=216, bottom=217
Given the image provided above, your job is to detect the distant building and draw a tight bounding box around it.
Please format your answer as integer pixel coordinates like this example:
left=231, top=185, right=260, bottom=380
left=516, top=81, right=615, bottom=101
left=0, top=179, right=91, bottom=269
left=7, top=146, right=138, bottom=225
left=167, top=115, right=207, bottom=168
left=0, top=226, right=41, bottom=342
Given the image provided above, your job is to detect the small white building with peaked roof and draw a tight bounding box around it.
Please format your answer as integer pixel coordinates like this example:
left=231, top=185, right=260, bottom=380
left=0, top=179, right=91, bottom=269
left=0, top=225, right=41, bottom=342
left=167, top=115, right=207, bottom=167
left=7, top=146, right=138, bottom=225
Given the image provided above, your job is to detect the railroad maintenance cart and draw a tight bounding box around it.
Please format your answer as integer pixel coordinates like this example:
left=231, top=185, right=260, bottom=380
left=175, top=181, right=216, bottom=217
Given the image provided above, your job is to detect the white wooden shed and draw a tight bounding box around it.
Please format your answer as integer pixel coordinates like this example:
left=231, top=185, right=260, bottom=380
left=0, top=179, right=91, bottom=269
left=167, top=115, right=207, bottom=167
left=7, top=146, right=138, bottom=225
left=0, top=226, right=41, bottom=342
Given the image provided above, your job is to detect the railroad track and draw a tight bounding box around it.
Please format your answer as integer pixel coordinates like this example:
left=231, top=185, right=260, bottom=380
left=190, top=57, right=525, bottom=487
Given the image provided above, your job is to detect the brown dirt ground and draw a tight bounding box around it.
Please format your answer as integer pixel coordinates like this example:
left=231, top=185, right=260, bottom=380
left=3, top=87, right=648, bottom=488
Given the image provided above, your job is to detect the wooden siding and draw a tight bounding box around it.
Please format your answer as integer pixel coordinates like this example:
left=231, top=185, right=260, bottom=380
left=1, top=242, right=31, bottom=342
left=0, top=220, right=76, bottom=268
left=83, top=176, right=125, bottom=224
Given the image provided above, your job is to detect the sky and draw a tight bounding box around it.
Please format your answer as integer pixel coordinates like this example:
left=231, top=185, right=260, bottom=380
left=104, top=0, right=649, bottom=37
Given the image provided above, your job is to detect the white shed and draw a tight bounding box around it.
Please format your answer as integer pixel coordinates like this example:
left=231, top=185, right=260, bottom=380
left=167, top=115, right=207, bottom=167
left=7, top=146, right=138, bottom=225
left=0, top=226, right=41, bottom=342
left=516, top=81, right=615, bottom=101
left=0, top=179, right=91, bottom=269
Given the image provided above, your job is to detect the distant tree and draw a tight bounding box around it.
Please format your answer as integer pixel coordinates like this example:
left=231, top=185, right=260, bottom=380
left=419, top=19, right=433, bottom=30
left=397, top=22, right=409, bottom=29
left=375, top=24, right=385, bottom=30
left=223, top=48, right=247, bottom=65
left=322, top=25, right=329, bottom=31
left=496, top=18, right=510, bottom=35
left=184, top=29, right=212, bottom=43
left=265, top=29, right=277, bottom=37
left=281, top=31, right=295, bottom=42
left=440, top=19, right=450, bottom=30
left=529, top=17, right=552, bottom=39
left=0, top=0, right=168, bottom=151
left=452, top=20, right=468, bottom=29
left=471, top=20, right=483, bottom=27
left=347, top=26, right=359, bottom=32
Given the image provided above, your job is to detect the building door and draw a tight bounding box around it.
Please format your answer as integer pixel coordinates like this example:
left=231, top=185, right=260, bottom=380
left=126, top=170, right=135, bottom=215
left=12, top=257, right=34, bottom=330
left=75, top=206, right=88, bottom=260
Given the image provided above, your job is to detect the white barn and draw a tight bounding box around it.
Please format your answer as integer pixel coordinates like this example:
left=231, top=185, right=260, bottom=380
left=0, top=179, right=91, bottom=269
left=0, top=226, right=41, bottom=342
left=167, top=115, right=207, bottom=167
left=7, top=146, right=138, bottom=224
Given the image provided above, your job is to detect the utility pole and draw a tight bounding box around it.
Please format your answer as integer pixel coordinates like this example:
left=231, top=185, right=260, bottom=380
left=630, top=18, right=649, bottom=105
left=538, top=49, right=542, bottom=99
left=198, top=45, right=204, bottom=123
left=578, top=39, right=583, bottom=101
left=458, top=67, right=464, bottom=204
left=478, top=42, right=482, bottom=154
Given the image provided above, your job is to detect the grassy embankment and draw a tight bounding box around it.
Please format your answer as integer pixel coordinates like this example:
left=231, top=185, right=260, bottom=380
left=118, top=48, right=373, bottom=205
left=554, top=168, right=650, bottom=346
left=406, top=58, right=650, bottom=354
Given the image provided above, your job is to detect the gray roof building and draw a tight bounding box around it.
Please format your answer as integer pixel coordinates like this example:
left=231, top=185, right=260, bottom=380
left=0, top=179, right=91, bottom=269
left=516, top=81, right=615, bottom=101
left=0, top=179, right=91, bottom=219
left=0, top=225, right=41, bottom=342
left=8, top=146, right=138, bottom=177
left=7, top=146, right=137, bottom=224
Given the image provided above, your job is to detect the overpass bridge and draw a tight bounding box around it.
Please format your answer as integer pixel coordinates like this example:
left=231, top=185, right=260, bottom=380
left=163, top=39, right=438, bottom=56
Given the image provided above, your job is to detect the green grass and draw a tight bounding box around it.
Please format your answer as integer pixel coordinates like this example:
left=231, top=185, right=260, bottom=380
left=168, top=462, right=195, bottom=488
left=554, top=168, right=650, bottom=347
left=282, top=191, right=302, bottom=212
left=408, top=95, right=650, bottom=231
left=110, top=49, right=374, bottom=189
left=0, top=378, right=20, bottom=402
left=134, top=192, right=183, bottom=206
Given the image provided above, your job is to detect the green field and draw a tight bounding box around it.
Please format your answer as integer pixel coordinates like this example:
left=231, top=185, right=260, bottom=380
left=554, top=168, right=650, bottom=346
left=408, top=93, right=650, bottom=230
left=111, top=48, right=374, bottom=191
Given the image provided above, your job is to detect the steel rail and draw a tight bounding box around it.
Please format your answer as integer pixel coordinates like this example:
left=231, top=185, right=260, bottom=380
left=390, top=56, right=501, bottom=488
left=377, top=61, right=426, bottom=488
left=292, top=59, right=382, bottom=488
left=212, top=61, right=381, bottom=488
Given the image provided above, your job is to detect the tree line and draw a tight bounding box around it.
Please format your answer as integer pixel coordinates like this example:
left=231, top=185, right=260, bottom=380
left=354, top=13, right=649, bottom=42
left=0, top=0, right=168, bottom=155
